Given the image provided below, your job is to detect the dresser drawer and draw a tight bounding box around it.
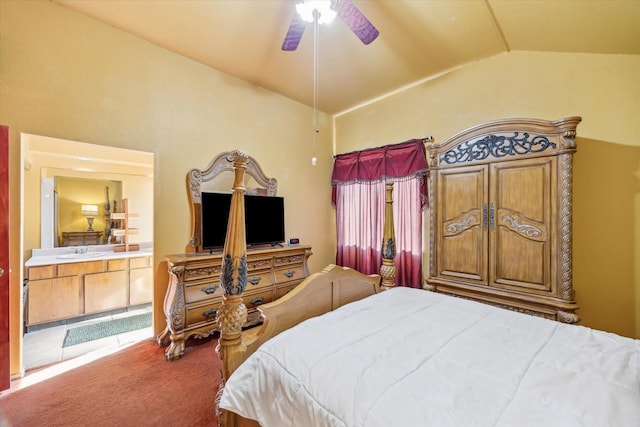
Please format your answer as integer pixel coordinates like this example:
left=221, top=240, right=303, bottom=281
left=183, top=262, right=222, bottom=283
left=107, top=258, right=128, bottom=271
left=28, top=265, right=56, bottom=280
left=130, top=256, right=151, bottom=269
left=274, top=253, right=305, bottom=268
left=244, top=288, right=274, bottom=310
left=186, top=300, right=221, bottom=326
left=274, top=265, right=305, bottom=284
left=246, top=256, right=273, bottom=271
left=275, top=282, right=298, bottom=299
left=58, top=260, right=104, bottom=276
left=185, top=280, right=223, bottom=304
left=245, top=270, right=273, bottom=291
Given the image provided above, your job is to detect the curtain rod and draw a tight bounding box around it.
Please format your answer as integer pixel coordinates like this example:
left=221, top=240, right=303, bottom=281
left=333, top=136, right=434, bottom=159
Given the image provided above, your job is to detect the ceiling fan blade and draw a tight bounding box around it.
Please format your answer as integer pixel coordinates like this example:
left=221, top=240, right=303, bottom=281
left=334, top=0, right=379, bottom=45
left=282, top=12, right=308, bottom=51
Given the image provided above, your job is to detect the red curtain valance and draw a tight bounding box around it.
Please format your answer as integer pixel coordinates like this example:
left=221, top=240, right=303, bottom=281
left=331, top=138, right=429, bottom=208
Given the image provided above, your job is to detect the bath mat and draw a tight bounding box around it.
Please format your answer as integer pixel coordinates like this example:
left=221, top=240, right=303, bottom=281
left=63, top=312, right=151, bottom=347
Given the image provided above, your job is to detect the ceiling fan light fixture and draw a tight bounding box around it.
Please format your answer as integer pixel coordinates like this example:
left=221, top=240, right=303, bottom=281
left=296, top=0, right=336, bottom=25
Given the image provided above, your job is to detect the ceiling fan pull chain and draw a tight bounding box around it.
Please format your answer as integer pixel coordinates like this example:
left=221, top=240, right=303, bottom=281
left=312, top=15, right=320, bottom=166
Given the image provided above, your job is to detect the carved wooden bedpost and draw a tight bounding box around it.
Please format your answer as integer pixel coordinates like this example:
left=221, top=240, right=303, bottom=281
left=216, top=150, right=249, bottom=427
left=380, top=182, right=396, bottom=290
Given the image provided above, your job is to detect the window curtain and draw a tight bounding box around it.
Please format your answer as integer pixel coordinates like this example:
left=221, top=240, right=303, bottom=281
left=331, top=139, right=428, bottom=288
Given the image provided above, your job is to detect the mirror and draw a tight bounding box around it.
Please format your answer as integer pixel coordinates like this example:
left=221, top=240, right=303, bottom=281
left=46, top=176, right=123, bottom=247
left=186, top=150, right=278, bottom=253
left=23, top=134, right=154, bottom=251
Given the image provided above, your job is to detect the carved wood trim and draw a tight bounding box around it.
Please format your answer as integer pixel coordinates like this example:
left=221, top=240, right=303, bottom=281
left=427, top=169, right=435, bottom=289
left=380, top=182, right=396, bottom=291
left=427, top=116, right=581, bottom=169
left=187, top=150, right=278, bottom=252
left=559, top=152, right=574, bottom=301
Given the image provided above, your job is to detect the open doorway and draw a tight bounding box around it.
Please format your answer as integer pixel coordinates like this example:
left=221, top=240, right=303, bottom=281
left=21, top=134, right=154, bottom=373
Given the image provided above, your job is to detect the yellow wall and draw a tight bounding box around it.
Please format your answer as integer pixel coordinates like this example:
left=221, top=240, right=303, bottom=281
left=1, top=0, right=336, bottom=375
left=335, top=51, right=640, bottom=339
left=2, top=0, right=638, bottom=378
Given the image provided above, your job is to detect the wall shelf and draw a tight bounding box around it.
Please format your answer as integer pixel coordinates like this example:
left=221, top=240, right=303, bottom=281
left=111, top=198, right=140, bottom=252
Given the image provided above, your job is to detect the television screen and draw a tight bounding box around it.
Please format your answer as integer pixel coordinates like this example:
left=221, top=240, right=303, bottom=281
left=201, top=192, right=285, bottom=250
left=245, top=194, right=285, bottom=246
left=201, top=192, right=232, bottom=250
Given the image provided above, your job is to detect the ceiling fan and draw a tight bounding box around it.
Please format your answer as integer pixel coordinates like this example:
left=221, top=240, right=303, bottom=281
left=282, top=0, right=379, bottom=51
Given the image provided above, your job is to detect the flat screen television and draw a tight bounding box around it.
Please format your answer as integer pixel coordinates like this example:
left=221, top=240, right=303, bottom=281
left=201, top=192, right=285, bottom=251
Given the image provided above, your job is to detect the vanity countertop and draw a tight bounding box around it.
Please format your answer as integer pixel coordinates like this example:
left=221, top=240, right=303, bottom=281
left=25, top=244, right=153, bottom=267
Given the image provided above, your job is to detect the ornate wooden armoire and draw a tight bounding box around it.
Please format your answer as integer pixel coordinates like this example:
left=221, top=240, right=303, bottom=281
left=425, top=117, right=581, bottom=323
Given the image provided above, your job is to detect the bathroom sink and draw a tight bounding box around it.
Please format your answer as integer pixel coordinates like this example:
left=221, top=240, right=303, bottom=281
left=56, top=252, right=107, bottom=259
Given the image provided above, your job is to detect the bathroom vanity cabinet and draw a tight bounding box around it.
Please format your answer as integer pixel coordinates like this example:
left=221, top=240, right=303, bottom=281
left=25, top=253, right=153, bottom=328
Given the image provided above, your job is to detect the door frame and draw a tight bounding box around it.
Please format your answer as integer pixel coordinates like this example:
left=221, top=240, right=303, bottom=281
left=0, top=125, right=10, bottom=392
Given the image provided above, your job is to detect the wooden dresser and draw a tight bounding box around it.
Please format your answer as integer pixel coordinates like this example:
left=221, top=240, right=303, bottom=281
left=61, top=231, right=103, bottom=246
left=157, top=245, right=312, bottom=361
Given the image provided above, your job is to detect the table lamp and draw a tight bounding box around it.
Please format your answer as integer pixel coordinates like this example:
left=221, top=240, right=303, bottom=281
left=81, top=204, right=99, bottom=231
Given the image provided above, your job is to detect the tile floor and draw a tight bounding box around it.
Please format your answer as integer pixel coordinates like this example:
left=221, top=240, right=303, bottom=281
left=22, top=305, right=154, bottom=372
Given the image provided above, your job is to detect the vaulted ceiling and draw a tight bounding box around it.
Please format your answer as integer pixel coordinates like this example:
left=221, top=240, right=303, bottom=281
left=54, top=0, right=640, bottom=115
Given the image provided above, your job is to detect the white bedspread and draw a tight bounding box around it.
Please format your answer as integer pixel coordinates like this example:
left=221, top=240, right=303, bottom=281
left=220, top=287, right=640, bottom=427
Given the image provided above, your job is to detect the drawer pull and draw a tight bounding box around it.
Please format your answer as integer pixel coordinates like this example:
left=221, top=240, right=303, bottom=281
left=248, top=277, right=262, bottom=285
left=202, top=308, right=218, bottom=319
left=207, top=268, right=214, bottom=274
left=200, top=285, right=219, bottom=295
left=284, top=270, right=295, bottom=278
left=250, top=297, right=264, bottom=306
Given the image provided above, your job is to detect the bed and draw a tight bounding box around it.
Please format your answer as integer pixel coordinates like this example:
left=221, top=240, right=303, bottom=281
left=220, top=284, right=640, bottom=426
left=213, top=119, right=640, bottom=427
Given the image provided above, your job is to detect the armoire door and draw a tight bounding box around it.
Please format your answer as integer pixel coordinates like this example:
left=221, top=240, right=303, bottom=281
left=434, top=164, right=489, bottom=286
left=488, top=157, right=555, bottom=295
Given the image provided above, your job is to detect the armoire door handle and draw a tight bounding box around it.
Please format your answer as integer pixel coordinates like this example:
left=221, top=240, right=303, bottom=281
left=490, top=202, right=495, bottom=231
left=483, top=203, right=488, bottom=230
